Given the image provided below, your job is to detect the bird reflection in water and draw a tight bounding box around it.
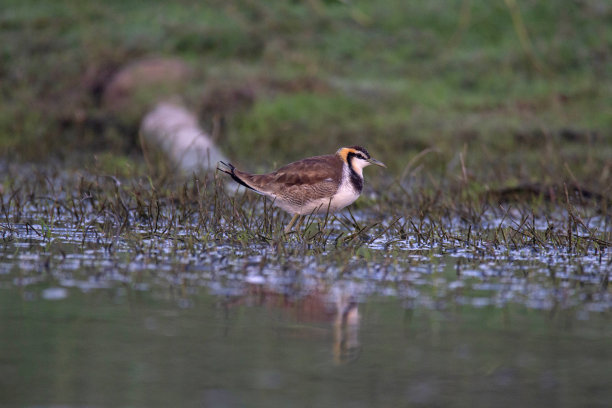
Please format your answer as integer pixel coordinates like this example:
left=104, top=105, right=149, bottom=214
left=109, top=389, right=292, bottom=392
left=221, top=281, right=361, bottom=364
left=330, top=284, right=360, bottom=364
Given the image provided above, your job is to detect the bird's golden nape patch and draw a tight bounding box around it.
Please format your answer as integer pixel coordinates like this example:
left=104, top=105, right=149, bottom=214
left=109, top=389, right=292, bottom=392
left=337, top=147, right=359, bottom=164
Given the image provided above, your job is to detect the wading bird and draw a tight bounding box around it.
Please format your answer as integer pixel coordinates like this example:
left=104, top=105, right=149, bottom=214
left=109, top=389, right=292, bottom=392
left=218, top=146, right=386, bottom=233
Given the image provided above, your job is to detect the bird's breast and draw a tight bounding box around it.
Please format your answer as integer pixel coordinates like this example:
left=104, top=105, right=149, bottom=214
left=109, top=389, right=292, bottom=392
left=326, top=164, right=361, bottom=211
left=328, top=185, right=360, bottom=211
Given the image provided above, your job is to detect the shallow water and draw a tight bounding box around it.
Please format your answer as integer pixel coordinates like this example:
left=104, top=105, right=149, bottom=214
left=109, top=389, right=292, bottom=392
left=2, top=289, right=612, bottom=407
left=1, top=189, right=611, bottom=406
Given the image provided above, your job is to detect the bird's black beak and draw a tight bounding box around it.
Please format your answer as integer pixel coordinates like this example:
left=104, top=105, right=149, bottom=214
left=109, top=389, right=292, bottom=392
left=367, top=158, right=386, bottom=168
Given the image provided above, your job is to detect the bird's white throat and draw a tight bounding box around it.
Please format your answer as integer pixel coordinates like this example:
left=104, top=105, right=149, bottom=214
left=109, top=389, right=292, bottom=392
left=349, top=157, right=371, bottom=177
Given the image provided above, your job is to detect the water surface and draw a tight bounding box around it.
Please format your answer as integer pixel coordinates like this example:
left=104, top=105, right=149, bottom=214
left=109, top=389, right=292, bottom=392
left=1, top=175, right=611, bottom=407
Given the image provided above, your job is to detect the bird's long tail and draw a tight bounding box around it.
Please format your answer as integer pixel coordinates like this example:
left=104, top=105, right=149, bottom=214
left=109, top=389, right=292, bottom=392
left=217, top=161, right=260, bottom=193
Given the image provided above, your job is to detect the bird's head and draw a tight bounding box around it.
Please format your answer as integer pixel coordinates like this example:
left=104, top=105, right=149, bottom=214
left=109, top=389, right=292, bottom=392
left=337, top=146, right=386, bottom=176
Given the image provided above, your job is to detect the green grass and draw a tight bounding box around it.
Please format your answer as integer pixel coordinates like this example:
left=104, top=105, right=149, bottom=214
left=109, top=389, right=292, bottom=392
left=0, top=0, right=610, bottom=194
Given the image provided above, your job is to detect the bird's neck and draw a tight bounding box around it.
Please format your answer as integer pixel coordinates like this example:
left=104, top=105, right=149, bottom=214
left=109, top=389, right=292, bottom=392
left=345, top=154, right=364, bottom=192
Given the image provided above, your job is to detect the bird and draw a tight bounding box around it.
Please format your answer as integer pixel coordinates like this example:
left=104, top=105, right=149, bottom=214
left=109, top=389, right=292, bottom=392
left=218, top=146, right=386, bottom=233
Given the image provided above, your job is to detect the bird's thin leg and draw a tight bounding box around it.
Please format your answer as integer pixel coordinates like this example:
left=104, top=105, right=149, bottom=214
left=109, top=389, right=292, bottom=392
left=284, top=214, right=300, bottom=233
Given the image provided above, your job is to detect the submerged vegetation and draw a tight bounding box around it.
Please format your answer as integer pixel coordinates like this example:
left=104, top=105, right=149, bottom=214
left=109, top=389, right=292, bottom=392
left=0, top=0, right=610, bottom=315
left=0, top=0, right=609, bottom=320
left=1, top=162, right=609, bottom=315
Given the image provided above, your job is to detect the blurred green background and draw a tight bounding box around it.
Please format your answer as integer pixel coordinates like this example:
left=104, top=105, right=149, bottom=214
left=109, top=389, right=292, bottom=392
left=1, top=0, right=611, bottom=185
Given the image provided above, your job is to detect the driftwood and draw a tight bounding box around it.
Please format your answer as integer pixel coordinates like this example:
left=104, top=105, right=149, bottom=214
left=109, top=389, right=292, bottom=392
left=139, top=101, right=227, bottom=173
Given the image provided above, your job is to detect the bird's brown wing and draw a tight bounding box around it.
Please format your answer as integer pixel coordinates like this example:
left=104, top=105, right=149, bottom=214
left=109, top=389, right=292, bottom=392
left=235, top=154, right=343, bottom=197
